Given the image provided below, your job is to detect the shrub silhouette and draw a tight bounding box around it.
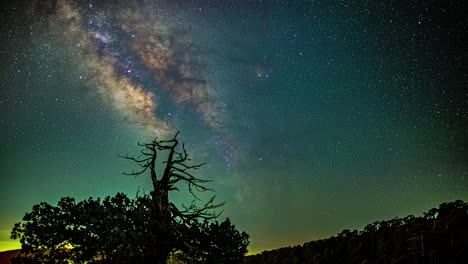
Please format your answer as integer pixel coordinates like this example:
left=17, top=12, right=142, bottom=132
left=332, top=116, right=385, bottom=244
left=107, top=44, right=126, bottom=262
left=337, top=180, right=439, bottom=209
left=176, top=218, right=249, bottom=264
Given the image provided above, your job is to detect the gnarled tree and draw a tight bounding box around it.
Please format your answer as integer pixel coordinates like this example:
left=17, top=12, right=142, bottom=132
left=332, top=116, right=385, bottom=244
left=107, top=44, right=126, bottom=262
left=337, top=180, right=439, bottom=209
left=119, top=131, right=224, bottom=264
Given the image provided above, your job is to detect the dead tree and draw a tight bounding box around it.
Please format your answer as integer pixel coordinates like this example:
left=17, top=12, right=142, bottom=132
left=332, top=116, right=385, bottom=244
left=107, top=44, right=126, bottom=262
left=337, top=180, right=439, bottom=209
left=119, top=131, right=224, bottom=264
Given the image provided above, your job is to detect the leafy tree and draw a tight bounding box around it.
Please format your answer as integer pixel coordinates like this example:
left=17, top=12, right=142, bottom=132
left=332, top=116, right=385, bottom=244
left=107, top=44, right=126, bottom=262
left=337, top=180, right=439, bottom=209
left=11, top=193, right=159, bottom=263
left=177, top=218, right=249, bottom=264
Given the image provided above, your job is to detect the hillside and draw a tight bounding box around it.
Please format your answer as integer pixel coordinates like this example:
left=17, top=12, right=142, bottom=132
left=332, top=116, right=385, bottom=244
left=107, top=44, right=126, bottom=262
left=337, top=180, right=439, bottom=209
left=245, top=200, right=468, bottom=264
left=0, top=249, right=20, bottom=264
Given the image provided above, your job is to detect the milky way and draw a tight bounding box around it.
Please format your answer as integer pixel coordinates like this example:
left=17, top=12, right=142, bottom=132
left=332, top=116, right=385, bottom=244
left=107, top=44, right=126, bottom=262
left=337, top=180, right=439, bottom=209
left=53, top=0, right=223, bottom=137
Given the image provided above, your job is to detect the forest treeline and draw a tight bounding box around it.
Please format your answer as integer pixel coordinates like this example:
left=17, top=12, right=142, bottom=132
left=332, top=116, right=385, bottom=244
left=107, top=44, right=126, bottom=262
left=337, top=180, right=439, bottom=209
left=245, top=200, right=467, bottom=264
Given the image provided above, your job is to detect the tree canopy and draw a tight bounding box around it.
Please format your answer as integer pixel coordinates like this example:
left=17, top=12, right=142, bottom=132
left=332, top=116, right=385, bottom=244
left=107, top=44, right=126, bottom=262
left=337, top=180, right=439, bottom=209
left=176, top=218, right=249, bottom=264
left=11, top=194, right=249, bottom=264
left=12, top=194, right=157, bottom=263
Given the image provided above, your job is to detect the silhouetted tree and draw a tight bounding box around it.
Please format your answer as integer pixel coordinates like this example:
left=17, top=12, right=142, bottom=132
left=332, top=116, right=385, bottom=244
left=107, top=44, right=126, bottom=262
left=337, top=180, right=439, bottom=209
left=11, top=193, right=162, bottom=263
left=11, top=132, right=237, bottom=264
left=176, top=218, right=249, bottom=264
left=118, top=131, right=224, bottom=263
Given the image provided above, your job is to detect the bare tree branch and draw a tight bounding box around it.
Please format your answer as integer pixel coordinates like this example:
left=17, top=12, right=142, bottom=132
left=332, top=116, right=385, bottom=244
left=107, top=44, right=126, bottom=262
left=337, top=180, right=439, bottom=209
left=119, top=131, right=224, bottom=230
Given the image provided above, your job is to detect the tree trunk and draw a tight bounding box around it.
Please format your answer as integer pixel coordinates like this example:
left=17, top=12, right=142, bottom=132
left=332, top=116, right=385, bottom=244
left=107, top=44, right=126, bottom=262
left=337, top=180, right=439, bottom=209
left=147, top=187, right=172, bottom=264
left=145, top=246, right=170, bottom=264
left=156, top=247, right=170, bottom=264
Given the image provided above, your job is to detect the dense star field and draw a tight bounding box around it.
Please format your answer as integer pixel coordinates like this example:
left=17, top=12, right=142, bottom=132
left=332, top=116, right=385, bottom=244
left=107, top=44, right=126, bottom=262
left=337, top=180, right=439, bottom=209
left=0, top=0, right=466, bottom=253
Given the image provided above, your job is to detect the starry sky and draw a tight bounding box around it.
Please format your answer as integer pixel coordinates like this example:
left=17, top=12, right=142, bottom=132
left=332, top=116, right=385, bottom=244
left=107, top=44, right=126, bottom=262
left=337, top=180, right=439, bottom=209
left=0, top=0, right=466, bottom=253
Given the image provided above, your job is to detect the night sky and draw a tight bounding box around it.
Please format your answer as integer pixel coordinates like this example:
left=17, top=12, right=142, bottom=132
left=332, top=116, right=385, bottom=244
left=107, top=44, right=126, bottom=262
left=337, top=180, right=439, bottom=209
left=0, top=0, right=466, bottom=253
